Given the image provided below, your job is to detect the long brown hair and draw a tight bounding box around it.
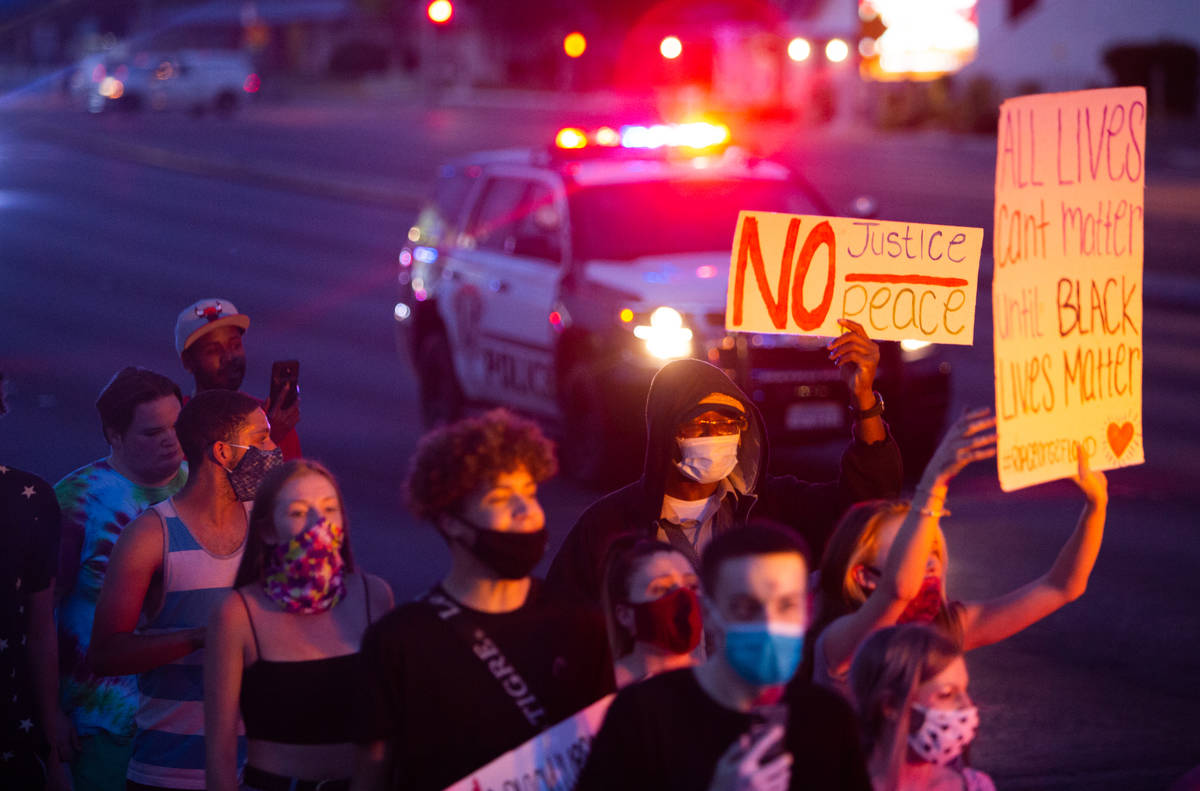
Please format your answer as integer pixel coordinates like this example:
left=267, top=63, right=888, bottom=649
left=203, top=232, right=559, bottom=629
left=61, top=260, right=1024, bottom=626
left=849, top=625, right=962, bottom=764
left=234, top=459, right=356, bottom=588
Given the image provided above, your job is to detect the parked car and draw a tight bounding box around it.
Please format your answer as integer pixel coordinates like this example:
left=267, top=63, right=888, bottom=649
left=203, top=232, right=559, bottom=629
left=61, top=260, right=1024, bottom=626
left=83, top=49, right=258, bottom=116
left=393, top=123, right=951, bottom=482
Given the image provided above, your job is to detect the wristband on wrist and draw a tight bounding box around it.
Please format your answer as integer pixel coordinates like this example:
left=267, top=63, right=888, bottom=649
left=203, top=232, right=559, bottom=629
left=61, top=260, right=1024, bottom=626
left=850, top=390, right=884, bottom=421
left=918, top=506, right=951, bottom=518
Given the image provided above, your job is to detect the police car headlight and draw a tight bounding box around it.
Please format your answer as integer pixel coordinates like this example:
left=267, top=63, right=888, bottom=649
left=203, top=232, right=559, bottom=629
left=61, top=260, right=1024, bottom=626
left=900, top=339, right=933, bottom=360
left=633, top=307, right=693, bottom=360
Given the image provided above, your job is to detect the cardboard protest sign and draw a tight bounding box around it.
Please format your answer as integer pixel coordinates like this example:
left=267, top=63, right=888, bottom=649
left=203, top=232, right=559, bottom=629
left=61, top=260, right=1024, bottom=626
left=726, top=212, right=983, bottom=344
left=444, top=694, right=614, bottom=791
left=993, top=86, right=1146, bottom=491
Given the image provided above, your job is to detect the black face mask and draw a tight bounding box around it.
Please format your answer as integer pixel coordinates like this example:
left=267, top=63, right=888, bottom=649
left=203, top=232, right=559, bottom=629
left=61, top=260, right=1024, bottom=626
left=452, top=514, right=547, bottom=580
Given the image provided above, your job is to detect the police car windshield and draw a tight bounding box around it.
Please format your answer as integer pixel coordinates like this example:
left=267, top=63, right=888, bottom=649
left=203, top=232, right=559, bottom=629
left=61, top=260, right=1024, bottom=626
left=569, top=178, right=793, bottom=262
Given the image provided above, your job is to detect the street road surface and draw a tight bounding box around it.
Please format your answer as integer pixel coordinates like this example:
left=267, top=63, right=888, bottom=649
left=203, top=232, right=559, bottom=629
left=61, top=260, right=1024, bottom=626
left=2, top=92, right=1198, bottom=789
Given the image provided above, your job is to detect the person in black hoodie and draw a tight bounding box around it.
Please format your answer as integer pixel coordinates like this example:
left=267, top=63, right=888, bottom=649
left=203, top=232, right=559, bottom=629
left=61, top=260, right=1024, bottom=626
left=545, top=318, right=903, bottom=605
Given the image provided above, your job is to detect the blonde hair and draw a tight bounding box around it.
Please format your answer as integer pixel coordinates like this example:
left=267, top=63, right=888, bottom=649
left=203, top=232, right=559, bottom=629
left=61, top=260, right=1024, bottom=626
left=804, top=501, right=961, bottom=678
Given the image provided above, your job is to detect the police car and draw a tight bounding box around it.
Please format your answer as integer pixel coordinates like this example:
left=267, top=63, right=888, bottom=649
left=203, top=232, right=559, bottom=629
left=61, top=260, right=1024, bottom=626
left=394, top=123, right=950, bottom=481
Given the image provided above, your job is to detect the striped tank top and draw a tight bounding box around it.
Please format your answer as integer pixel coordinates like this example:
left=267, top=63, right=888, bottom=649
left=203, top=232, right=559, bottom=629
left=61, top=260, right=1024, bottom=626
left=127, top=499, right=247, bottom=789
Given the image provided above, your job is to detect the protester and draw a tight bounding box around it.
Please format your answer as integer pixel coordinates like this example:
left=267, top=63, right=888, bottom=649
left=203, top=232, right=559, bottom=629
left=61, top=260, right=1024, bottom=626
left=809, top=408, right=1107, bottom=700
left=547, top=319, right=902, bottom=606
left=89, top=390, right=280, bottom=790
left=352, top=409, right=612, bottom=791
left=205, top=459, right=393, bottom=791
left=0, top=372, right=73, bottom=791
left=175, top=298, right=301, bottom=459
left=577, top=523, right=871, bottom=791
left=849, top=625, right=995, bottom=791
left=601, top=537, right=704, bottom=688
left=55, top=366, right=187, bottom=791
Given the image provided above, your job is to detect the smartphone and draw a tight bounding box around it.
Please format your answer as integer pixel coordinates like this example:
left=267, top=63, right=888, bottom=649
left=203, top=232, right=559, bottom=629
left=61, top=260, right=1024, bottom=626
left=749, top=702, right=789, bottom=766
left=269, top=360, right=299, bottom=409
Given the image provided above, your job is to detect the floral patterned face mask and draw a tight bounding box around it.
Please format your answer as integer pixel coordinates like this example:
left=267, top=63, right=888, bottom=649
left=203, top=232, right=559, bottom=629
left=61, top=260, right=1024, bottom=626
left=263, top=518, right=346, bottom=614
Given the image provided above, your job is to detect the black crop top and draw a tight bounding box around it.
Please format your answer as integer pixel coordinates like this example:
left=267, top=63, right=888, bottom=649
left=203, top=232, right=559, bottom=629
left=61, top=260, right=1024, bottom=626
left=237, top=579, right=372, bottom=745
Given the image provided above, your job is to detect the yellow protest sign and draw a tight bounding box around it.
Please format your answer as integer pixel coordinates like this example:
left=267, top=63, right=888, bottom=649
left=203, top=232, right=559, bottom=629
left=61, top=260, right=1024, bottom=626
left=726, top=212, right=982, bottom=344
left=993, top=86, right=1146, bottom=491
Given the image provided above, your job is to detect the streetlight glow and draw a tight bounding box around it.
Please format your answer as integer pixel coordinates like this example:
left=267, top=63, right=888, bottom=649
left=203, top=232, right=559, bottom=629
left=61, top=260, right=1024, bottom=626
left=787, top=37, right=812, bottom=62
left=826, top=38, right=850, bottom=62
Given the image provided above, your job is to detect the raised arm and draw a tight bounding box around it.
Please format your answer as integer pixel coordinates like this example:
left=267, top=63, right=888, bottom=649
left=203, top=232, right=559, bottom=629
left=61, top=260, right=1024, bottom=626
left=820, top=408, right=997, bottom=678
left=205, top=592, right=250, bottom=791
left=87, top=511, right=204, bottom=676
left=960, top=446, right=1107, bottom=651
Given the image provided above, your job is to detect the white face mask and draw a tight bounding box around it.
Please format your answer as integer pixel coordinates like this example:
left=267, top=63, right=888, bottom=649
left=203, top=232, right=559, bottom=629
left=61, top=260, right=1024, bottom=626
left=908, top=704, right=979, bottom=766
left=675, top=434, right=740, bottom=484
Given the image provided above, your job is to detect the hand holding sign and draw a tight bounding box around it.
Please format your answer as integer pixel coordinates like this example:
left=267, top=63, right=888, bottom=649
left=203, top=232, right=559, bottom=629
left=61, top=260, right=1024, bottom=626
left=1071, top=444, right=1108, bottom=506
left=828, top=319, right=881, bottom=401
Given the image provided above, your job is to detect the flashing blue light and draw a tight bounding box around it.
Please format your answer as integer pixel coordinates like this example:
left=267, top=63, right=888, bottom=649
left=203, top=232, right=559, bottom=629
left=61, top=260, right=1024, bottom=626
left=413, top=246, right=438, bottom=264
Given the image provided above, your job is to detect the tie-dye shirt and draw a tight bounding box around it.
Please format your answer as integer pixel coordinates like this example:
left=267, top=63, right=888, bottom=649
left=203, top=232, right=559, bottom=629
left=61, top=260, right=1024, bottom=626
left=55, top=458, right=187, bottom=738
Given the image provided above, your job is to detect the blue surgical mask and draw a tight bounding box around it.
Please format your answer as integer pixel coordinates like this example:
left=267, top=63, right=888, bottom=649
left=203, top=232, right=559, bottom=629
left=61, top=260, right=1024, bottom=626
left=722, top=621, right=805, bottom=686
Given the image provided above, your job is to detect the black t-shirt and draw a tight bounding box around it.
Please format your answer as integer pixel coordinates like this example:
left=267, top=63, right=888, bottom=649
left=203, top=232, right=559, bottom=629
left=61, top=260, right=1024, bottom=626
left=0, top=465, right=60, bottom=766
left=576, top=668, right=872, bottom=791
left=356, top=582, right=614, bottom=791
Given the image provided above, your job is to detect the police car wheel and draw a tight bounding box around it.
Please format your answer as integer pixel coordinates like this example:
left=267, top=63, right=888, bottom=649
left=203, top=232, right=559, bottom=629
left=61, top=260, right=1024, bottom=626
left=417, top=329, right=463, bottom=428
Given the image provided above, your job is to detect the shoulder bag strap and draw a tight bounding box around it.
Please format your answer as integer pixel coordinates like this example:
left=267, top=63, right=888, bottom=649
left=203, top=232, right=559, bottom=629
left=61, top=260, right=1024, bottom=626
left=418, top=588, right=550, bottom=731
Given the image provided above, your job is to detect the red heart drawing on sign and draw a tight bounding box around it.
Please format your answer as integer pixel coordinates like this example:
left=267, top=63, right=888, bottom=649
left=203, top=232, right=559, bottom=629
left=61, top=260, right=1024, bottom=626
left=1107, top=422, right=1134, bottom=457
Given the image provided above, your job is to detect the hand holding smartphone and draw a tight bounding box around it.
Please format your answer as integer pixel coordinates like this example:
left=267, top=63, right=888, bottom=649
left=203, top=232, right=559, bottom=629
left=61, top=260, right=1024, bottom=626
left=269, top=360, right=300, bottom=410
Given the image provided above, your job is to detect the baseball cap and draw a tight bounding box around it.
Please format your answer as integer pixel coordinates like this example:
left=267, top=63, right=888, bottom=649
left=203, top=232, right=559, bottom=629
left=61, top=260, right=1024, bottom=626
left=681, top=391, right=746, bottom=423
left=175, top=299, right=251, bottom=356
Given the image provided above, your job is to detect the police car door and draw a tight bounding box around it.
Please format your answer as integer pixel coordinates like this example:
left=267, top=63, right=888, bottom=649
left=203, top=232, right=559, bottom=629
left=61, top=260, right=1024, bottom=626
left=450, top=171, right=564, bottom=416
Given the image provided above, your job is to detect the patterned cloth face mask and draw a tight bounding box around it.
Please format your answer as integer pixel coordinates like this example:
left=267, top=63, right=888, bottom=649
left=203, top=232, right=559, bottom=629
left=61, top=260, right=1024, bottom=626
left=897, top=573, right=944, bottom=625
left=263, top=518, right=347, bottom=614
left=908, top=704, right=980, bottom=766
left=225, top=444, right=284, bottom=502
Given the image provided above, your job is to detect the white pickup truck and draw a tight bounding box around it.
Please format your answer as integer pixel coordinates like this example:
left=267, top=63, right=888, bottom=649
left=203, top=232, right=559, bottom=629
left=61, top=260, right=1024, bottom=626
left=87, top=49, right=258, bottom=116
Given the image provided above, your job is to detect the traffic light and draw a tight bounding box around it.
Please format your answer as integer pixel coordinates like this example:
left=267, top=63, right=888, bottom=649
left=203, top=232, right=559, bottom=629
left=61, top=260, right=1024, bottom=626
left=427, top=0, right=453, bottom=24
left=563, top=32, right=587, bottom=58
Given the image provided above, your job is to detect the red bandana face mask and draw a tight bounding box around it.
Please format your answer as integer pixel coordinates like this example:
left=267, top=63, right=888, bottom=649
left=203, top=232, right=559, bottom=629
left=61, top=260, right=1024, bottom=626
left=897, top=574, right=944, bottom=625
left=263, top=518, right=347, bottom=614
left=631, top=587, right=703, bottom=655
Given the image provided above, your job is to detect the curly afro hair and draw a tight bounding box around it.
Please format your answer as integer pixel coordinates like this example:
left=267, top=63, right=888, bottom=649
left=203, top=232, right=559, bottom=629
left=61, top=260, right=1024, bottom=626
left=405, top=409, right=557, bottom=521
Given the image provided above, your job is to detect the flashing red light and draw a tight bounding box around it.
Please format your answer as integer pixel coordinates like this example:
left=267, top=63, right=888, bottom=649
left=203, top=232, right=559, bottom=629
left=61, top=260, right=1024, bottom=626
left=427, top=0, right=453, bottom=24
left=549, top=311, right=564, bottom=329
left=243, top=73, right=260, bottom=93
left=553, top=122, right=731, bottom=153
left=563, top=32, right=587, bottom=58
left=660, top=36, right=683, bottom=60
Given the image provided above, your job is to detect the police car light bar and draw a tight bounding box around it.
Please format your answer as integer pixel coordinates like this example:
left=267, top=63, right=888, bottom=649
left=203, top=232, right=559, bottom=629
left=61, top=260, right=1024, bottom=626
left=554, top=122, right=730, bottom=152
